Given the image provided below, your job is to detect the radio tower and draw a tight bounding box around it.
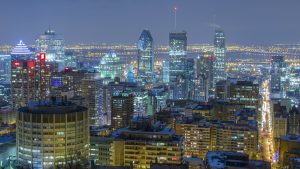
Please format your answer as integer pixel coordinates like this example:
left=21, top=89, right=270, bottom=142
left=174, top=6, right=177, bottom=30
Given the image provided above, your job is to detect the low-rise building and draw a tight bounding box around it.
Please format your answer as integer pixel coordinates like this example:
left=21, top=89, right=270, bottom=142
left=110, top=117, right=183, bottom=169
left=279, top=135, right=300, bottom=168
left=176, top=115, right=258, bottom=159
left=205, top=151, right=270, bottom=169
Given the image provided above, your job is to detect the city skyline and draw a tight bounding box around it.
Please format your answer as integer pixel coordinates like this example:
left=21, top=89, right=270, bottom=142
left=1, top=1, right=300, bottom=169
left=1, top=0, right=300, bottom=45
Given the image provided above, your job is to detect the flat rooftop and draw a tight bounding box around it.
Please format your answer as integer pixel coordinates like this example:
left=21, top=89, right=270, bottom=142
left=281, top=135, right=300, bottom=142
left=206, top=151, right=249, bottom=169
left=18, top=101, right=87, bottom=114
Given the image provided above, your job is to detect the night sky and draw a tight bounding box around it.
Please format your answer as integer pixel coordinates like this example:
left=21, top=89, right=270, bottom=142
left=1, top=0, right=300, bottom=45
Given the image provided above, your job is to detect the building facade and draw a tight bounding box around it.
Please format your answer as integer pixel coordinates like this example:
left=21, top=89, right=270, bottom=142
left=81, top=73, right=104, bottom=126
left=11, top=41, right=36, bottom=122
left=99, top=50, right=124, bottom=81
left=110, top=119, right=182, bottom=169
left=111, top=92, right=134, bottom=130
left=213, top=29, right=226, bottom=90
left=270, top=56, right=288, bottom=98
left=169, top=32, right=187, bottom=100
left=17, top=100, right=89, bottom=169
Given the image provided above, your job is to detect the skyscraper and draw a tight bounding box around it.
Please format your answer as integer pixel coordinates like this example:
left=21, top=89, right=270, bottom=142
left=213, top=29, right=226, bottom=89
left=270, top=55, right=288, bottom=98
left=162, top=60, right=169, bottom=83
left=194, top=53, right=214, bottom=101
left=186, top=58, right=195, bottom=99
left=36, top=27, right=65, bottom=70
left=11, top=41, right=36, bottom=122
left=99, top=50, right=124, bottom=81
left=137, top=30, right=154, bottom=84
left=103, top=79, right=126, bottom=125
left=81, top=73, right=104, bottom=126
left=0, top=55, right=11, bottom=84
left=169, top=31, right=187, bottom=100
left=111, top=91, right=134, bottom=130
left=37, top=52, right=52, bottom=101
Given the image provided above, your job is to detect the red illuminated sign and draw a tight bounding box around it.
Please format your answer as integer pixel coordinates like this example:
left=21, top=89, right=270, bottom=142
left=13, top=61, right=21, bottom=68
left=39, top=52, right=46, bottom=61
left=27, top=60, right=36, bottom=69
left=64, top=67, right=72, bottom=71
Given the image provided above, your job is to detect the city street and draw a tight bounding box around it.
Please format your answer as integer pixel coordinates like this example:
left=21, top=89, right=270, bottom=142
left=261, top=79, right=277, bottom=167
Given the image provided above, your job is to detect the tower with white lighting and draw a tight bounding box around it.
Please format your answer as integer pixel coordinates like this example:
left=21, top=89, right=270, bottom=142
left=213, top=29, right=226, bottom=90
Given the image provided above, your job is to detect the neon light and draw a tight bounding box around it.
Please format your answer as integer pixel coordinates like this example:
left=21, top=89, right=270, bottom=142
left=27, top=60, right=36, bottom=69
left=39, top=53, right=46, bottom=61
left=14, top=62, right=20, bottom=66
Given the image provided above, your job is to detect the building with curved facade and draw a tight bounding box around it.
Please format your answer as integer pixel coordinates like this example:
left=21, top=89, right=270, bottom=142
left=16, top=100, right=89, bottom=169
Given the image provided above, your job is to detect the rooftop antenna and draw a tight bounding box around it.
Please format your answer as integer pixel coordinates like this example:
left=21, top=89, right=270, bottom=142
left=174, top=6, right=178, bottom=30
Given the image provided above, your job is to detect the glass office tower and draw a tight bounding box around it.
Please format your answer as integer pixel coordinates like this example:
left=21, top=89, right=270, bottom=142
left=36, top=28, right=65, bottom=70
left=169, top=31, right=187, bottom=100
left=99, top=50, right=123, bottom=81
left=137, top=30, right=154, bottom=84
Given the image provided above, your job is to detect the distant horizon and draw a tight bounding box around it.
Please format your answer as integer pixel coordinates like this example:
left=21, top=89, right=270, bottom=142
left=3, top=41, right=300, bottom=47
left=1, top=0, right=300, bottom=45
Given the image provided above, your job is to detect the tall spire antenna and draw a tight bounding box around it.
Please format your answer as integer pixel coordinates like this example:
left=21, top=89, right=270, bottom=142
left=174, top=6, right=177, bottom=30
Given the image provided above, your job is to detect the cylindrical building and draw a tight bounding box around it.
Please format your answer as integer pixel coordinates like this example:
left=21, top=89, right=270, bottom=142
left=17, top=100, right=89, bottom=169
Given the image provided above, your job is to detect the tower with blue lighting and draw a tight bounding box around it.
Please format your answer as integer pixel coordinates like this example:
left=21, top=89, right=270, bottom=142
left=169, top=31, right=187, bottom=99
left=137, top=30, right=154, bottom=84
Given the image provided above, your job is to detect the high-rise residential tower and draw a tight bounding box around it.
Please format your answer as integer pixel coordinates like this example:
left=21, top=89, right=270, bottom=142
left=215, top=78, right=260, bottom=113
left=213, top=29, right=226, bottom=89
left=110, top=117, right=182, bottom=168
left=81, top=73, right=104, bottom=126
left=17, top=100, right=89, bottom=169
left=169, top=31, right=187, bottom=100
left=111, top=91, right=134, bottom=130
left=137, top=30, right=154, bottom=84
left=11, top=41, right=36, bottom=122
